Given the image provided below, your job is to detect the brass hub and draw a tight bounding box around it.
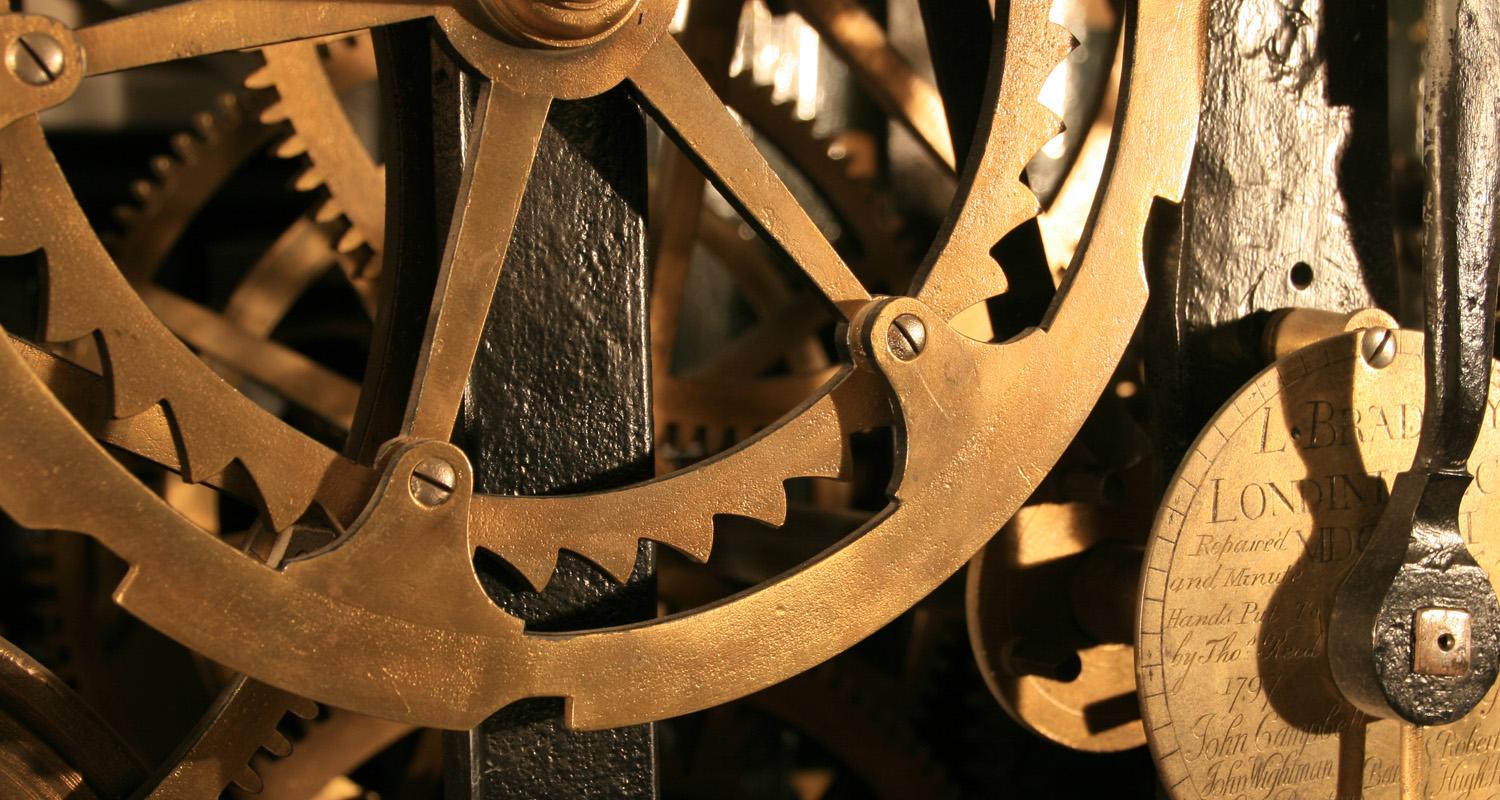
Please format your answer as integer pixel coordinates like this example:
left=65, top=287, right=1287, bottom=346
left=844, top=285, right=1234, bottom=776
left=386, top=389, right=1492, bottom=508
left=476, top=0, right=642, bottom=48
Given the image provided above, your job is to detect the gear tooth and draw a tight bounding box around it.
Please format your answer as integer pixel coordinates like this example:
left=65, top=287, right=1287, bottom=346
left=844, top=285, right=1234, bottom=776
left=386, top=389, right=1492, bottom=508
left=312, top=198, right=343, bottom=223
left=169, top=132, right=197, bottom=160
left=209, top=92, right=242, bottom=130
left=129, top=179, right=155, bottom=202
left=748, top=483, right=789, bottom=529
left=149, top=155, right=174, bottom=179
left=259, top=101, right=290, bottom=125
left=244, top=64, right=274, bottom=89
left=273, top=135, right=308, bottom=159
left=1049, top=21, right=1076, bottom=60
left=292, top=166, right=324, bottom=192
left=112, top=205, right=138, bottom=225
left=354, top=252, right=382, bottom=282
left=192, top=111, right=217, bottom=140
left=289, top=697, right=319, bottom=719
left=261, top=730, right=293, bottom=758
left=231, top=765, right=264, bottom=793
left=594, top=548, right=641, bottom=585
left=335, top=228, right=365, bottom=254
left=509, top=553, right=561, bottom=593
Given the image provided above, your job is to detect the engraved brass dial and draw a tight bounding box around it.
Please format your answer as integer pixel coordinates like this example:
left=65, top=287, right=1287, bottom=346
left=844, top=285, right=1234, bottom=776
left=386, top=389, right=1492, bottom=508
left=1138, top=330, right=1500, bottom=798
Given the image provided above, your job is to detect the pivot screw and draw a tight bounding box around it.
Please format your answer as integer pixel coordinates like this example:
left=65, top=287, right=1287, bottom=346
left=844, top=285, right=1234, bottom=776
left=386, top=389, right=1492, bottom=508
left=409, top=457, right=456, bottom=507
left=886, top=313, right=927, bottom=361
left=1360, top=327, right=1396, bottom=369
left=6, top=32, right=65, bottom=86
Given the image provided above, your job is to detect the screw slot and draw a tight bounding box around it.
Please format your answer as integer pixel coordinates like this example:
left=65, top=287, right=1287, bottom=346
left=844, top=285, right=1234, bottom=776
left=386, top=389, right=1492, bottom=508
left=6, top=32, right=65, bottom=87
left=409, top=457, right=456, bottom=507
left=886, top=313, right=926, bottom=361
left=1359, top=327, right=1397, bottom=369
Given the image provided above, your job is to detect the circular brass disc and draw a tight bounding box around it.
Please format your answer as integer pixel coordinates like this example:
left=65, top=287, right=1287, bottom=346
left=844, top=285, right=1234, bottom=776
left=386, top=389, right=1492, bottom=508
left=1138, top=330, right=1500, bottom=798
left=968, top=503, right=1145, bottom=752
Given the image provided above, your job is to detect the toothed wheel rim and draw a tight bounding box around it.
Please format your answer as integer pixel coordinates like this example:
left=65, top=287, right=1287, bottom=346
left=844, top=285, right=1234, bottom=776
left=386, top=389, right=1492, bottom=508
left=0, top=0, right=1202, bottom=729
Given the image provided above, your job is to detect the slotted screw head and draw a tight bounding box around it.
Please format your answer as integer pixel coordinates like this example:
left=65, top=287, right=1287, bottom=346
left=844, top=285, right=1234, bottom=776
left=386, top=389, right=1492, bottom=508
left=409, top=458, right=456, bottom=507
left=6, top=33, right=65, bottom=86
left=886, top=313, right=927, bottom=361
left=1359, top=327, right=1396, bottom=369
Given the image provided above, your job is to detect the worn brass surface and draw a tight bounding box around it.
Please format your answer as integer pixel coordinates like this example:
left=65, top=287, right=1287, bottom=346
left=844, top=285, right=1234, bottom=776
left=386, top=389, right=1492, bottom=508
left=237, top=20, right=900, bottom=456
left=0, top=0, right=1201, bottom=731
left=1263, top=308, right=1399, bottom=363
left=1139, top=330, right=1500, bottom=798
left=968, top=503, right=1146, bottom=752
left=0, top=15, right=81, bottom=129
left=477, top=0, right=641, bottom=48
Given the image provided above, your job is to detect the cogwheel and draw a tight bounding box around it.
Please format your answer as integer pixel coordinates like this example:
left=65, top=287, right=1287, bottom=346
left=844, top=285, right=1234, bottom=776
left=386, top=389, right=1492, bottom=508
left=0, top=637, right=146, bottom=799
left=1, top=631, right=319, bottom=799
left=720, top=72, right=911, bottom=293
left=108, top=91, right=278, bottom=284
left=239, top=19, right=909, bottom=463
left=0, top=0, right=1200, bottom=731
left=656, top=69, right=918, bottom=466
left=144, top=677, right=319, bottom=797
left=107, top=74, right=368, bottom=428
left=245, top=34, right=383, bottom=267
left=234, top=707, right=417, bottom=799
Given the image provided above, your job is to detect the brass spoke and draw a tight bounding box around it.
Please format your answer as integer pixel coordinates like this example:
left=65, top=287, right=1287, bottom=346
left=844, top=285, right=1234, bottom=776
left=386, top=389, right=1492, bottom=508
left=685, top=295, right=829, bottom=381
left=630, top=34, right=870, bottom=318
left=78, top=0, right=433, bottom=76
left=401, top=84, right=551, bottom=442
left=648, top=1, right=740, bottom=366
left=791, top=0, right=955, bottom=171
left=223, top=217, right=349, bottom=337
left=140, top=286, right=360, bottom=428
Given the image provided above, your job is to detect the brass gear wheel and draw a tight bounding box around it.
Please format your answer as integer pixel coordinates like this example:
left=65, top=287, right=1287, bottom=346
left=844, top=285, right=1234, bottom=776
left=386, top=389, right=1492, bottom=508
left=0, top=0, right=1201, bottom=730
left=236, top=15, right=915, bottom=460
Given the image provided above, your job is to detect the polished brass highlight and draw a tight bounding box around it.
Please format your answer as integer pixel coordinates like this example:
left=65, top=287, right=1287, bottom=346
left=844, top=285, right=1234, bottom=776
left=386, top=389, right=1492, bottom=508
left=969, top=503, right=1147, bottom=753
left=1138, top=330, right=1500, bottom=798
left=0, top=0, right=1202, bottom=733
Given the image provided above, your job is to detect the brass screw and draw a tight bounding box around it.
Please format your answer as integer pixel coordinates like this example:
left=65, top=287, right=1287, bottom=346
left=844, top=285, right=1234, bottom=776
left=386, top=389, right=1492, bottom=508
left=7, top=33, right=65, bottom=86
left=886, top=313, right=927, bottom=361
left=1360, top=327, right=1396, bottom=369
left=409, top=458, right=456, bottom=507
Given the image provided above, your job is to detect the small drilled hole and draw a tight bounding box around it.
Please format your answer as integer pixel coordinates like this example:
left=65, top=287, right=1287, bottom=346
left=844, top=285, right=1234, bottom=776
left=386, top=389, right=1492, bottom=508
left=1289, top=262, right=1314, bottom=290
left=1438, top=633, right=1456, bottom=652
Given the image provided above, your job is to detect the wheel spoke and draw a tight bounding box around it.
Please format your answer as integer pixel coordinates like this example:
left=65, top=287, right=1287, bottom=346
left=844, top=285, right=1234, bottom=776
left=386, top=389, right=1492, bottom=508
left=140, top=286, right=360, bottom=428
left=401, top=84, right=551, bottom=442
left=648, top=1, right=741, bottom=364
left=223, top=217, right=349, bottom=336
left=791, top=0, right=955, bottom=171
left=685, top=295, right=829, bottom=381
left=78, top=0, right=433, bottom=76
left=630, top=35, right=870, bottom=318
